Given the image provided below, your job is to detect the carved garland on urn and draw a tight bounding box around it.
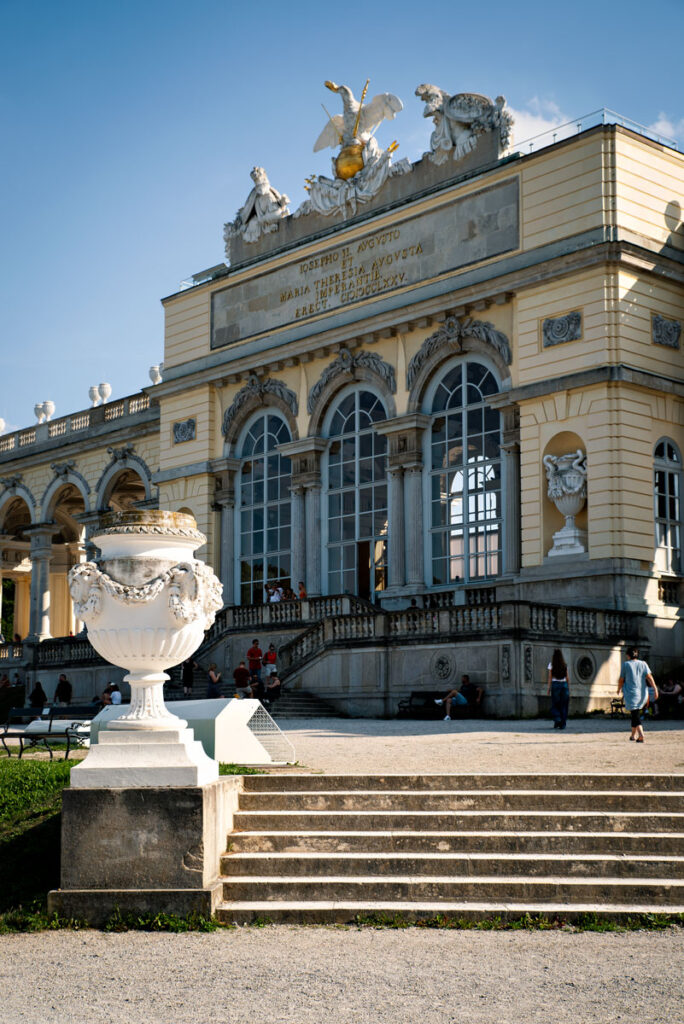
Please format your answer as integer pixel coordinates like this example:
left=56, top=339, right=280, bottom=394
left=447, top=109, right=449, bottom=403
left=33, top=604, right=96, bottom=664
left=222, top=376, right=298, bottom=438
left=307, top=349, right=396, bottom=415
left=406, top=315, right=512, bottom=391
left=69, top=560, right=223, bottom=626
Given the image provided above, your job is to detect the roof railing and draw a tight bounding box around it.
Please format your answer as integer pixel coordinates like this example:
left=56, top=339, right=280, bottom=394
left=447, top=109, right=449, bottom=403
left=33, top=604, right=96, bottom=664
left=514, top=107, right=679, bottom=155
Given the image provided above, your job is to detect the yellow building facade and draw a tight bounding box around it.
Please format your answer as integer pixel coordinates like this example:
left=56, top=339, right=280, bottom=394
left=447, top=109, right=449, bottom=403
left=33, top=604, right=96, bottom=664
left=1, top=108, right=682, bottom=715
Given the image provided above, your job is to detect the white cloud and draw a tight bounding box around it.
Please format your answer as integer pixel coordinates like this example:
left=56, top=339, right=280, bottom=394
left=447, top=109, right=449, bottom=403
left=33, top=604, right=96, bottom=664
left=648, top=113, right=684, bottom=144
left=509, top=97, right=571, bottom=147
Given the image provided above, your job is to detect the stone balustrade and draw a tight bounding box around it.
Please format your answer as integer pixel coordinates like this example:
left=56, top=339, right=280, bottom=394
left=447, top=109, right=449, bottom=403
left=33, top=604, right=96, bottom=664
left=34, top=636, right=98, bottom=665
left=0, top=392, right=153, bottom=458
left=0, top=642, right=23, bottom=663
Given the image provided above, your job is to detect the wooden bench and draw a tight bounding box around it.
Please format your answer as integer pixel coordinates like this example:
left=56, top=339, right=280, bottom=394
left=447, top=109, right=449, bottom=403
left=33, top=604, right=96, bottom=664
left=397, top=689, right=485, bottom=719
left=1, top=703, right=102, bottom=760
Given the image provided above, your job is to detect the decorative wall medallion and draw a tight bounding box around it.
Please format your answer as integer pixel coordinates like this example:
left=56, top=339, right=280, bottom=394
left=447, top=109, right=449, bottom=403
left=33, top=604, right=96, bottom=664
left=222, top=376, right=298, bottom=438
left=407, top=315, right=512, bottom=390
left=575, top=652, right=595, bottom=682
left=431, top=651, right=455, bottom=682
left=307, top=349, right=396, bottom=415
left=524, top=645, right=532, bottom=684
left=173, top=418, right=196, bottom=444
left=501, top=645, right=511, bottom=681
left=541, top=311, right=582, bottom=347
left=652, top=314, right=681, bottom=349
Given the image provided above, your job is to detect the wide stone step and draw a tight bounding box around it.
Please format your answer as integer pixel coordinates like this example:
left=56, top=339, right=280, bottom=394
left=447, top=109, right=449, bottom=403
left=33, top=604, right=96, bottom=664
left=241, top=773, right=684, bottom=792
left=220, top=875, right=684, bottom=905
left=233, top=810, right=684, bottom=833
left=237, top=790, right=684, bottom=812
left=228, top=829, right=684, bottom=855
left=214, top=900, right=684, bottom=926
left=220, top=851, right=684, bottom=879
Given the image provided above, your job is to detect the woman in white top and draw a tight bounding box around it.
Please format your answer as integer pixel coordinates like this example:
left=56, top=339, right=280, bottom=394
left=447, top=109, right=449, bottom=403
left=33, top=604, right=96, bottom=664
left=547, top=648, right=570, bottom=730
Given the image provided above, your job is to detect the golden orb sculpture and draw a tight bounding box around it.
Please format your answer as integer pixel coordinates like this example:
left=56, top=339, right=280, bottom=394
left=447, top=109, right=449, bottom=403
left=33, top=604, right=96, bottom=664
left=335, top=142, right=364, bottom=180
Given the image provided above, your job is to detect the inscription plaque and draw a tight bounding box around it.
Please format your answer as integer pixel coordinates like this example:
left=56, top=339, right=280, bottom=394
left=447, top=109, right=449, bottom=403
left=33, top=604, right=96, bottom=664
left=211, top=177, right=519, bottom=350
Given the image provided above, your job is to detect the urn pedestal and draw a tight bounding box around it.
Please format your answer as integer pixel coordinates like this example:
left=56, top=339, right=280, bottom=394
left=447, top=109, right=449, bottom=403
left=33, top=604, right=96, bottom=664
left=67, top=510, right=223, bottom=788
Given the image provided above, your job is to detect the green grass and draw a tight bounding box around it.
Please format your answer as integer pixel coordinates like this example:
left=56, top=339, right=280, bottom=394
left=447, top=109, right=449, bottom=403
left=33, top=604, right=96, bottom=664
left=352, top=912, right=684, bottom=932
left=219, top=763, right=265, bottom=775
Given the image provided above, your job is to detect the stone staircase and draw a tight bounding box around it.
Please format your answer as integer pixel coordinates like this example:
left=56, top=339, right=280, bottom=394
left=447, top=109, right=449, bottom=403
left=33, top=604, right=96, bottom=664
left=269, top=690, right=341, bottom=719
left=215, top=773, right=684, bottom=925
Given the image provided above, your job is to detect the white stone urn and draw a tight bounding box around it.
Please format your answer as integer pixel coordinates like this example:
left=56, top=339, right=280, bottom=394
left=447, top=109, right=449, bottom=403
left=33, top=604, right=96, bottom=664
left=98, top=382, right=112, bottom=403
left=88, top=385, right=101, bottom=407
left=543, top=449, right=588, bottom=557
left=34, top=402, right=46, bottom=424
left=43, top=400, right=55, bottom=421
left=148, top=364, right=163, bottom=385
left=67, top=510, right=223, bottom=787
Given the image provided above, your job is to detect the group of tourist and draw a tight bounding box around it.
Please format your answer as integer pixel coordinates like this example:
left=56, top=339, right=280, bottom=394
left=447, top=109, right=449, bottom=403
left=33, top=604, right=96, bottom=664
left=264, top=581, right=307, bottom=603
left=181, top=643, right=282, bottom=706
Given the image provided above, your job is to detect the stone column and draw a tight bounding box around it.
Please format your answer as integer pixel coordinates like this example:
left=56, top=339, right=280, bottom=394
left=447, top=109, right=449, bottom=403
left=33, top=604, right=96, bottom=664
left=278, top=438, right=326, bottom=598
left=374, top=414, right=430, bottom=598
left=66, top=540, right=86, bottom=634
left=304, top=484, right=322, bottom=597
left=386, top=467, right=405, bottom=589
left=210, top=457, right=240, bottom=608
left=500, top=405, right=521, bottom=576
left=405, top=466, right=425, bottom=587
left=26, top=525, right=58, bottom=642
left=217, top=499, right=236, bottom=606
left=290, top=485, right=306, bottom=592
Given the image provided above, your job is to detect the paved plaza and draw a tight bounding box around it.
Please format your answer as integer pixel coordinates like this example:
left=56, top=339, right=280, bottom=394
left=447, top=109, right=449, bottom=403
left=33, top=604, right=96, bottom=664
left=276, top=715, right=684, bottom=776
left=3, top=716, right=684, bottom=1023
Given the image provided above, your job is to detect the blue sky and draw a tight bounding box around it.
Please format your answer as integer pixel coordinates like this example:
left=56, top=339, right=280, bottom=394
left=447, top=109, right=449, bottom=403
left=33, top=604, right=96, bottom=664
left=0, top=0, right=682, bottom=433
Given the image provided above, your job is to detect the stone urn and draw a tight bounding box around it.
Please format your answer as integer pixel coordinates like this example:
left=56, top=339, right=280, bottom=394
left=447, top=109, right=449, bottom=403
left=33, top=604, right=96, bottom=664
left=543, top=449, right=588, bottom=557
left=67, top=510, right=223, bottom=787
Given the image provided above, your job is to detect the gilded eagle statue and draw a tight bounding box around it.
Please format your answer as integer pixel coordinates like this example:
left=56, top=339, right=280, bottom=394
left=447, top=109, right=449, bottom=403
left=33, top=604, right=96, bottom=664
left=314, top=80, right=403, bottom=152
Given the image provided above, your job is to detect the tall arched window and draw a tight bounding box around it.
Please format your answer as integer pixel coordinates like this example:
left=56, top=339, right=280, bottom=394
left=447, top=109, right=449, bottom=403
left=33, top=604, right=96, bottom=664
left=654, top=439, right=681, bottom=574
left=429, top=361, right=501, bottom=585
left=238, top=413, right=292, bottom=604
left=326, top=390, right=387, bottom=598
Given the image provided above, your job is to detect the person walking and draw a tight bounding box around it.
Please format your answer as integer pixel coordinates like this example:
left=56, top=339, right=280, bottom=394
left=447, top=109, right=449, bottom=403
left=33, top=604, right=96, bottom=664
left=54, top=673, right=72, bottom=705
left=547, top=649, right=570, bottom=730
left=181, top=657, right=198, bottom=698
left=618, top=646, right=658, bottom=743
left=206, top=663, right=222, bottom=698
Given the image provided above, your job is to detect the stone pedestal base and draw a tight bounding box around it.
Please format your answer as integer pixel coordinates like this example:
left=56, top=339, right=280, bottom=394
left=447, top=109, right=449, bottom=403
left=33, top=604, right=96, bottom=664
left=69, top=726, right=219, bottom=789
left=547, top=525, right=588, bottom=558
left=48, top=778, right=240, bottom=925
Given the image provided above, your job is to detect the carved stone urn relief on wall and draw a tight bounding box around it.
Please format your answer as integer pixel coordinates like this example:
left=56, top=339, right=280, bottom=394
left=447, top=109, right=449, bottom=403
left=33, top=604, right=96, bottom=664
left=543, top=450, right=588, bottom=558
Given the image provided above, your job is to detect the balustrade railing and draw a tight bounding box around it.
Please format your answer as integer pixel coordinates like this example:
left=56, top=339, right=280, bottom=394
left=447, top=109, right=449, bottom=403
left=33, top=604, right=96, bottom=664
left=388, top=609, right=440, bottom=636
left=332, top=614, right=375, bottom=641
left=35, top=637, right=98, bottom=665
left=530, top=605, right=558, bottom=632
left=449, top=605, right=500, bottom=632
left=0, top=391, right=154, bottom=458
left=0, top=643, right=23, bottom=662
left=566, top=608, right=597, bottom=635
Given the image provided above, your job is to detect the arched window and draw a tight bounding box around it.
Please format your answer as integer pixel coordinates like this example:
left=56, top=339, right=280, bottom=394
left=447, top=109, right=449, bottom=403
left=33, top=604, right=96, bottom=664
left=429, top=361, right=501, bottom=585
left=325, top=390, right=387, bottom=598
left=654, top=439, right=681, bottom=574
left=238, top=413, right=292, bottom=604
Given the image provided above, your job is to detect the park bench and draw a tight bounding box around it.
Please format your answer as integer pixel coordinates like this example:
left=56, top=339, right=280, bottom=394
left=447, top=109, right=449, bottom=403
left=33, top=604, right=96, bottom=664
left=397, top=689, right=485, bottom=719
left=1, top=703, right=102, bottom=760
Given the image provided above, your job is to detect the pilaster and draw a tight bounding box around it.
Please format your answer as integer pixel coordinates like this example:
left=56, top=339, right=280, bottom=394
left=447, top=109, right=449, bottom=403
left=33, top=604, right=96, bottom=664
left=25, top=524, right=60, bottom=642
left=279, top=438, right=327, bottom=598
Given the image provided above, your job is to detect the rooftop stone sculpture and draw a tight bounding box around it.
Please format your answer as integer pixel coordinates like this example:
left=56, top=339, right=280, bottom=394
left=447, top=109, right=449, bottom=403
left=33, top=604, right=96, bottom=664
left=415, top=85, right=513, bottom=164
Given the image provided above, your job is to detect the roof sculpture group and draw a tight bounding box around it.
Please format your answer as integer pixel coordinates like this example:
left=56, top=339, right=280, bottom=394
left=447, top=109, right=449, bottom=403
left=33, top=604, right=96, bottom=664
left=224, top=80, right=514, bottom=255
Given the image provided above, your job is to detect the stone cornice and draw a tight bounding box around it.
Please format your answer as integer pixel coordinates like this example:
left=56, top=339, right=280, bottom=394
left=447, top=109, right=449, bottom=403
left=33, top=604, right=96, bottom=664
left=150, top=236, right=682, bottom=400
left=488, top=364, right=684, bottom=407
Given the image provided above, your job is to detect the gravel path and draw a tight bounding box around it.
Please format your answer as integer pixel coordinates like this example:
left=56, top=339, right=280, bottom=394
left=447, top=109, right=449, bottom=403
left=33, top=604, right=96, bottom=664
left=275, top=717, right=684, bottom=775
left=2, top=928, right=683, bottom=1024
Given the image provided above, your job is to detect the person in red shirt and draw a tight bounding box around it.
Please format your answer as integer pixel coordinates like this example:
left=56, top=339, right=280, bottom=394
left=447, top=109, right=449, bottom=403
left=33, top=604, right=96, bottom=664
left=247, top=639, right=263, bottom=680
left=263, top=643, right=277, bottom=673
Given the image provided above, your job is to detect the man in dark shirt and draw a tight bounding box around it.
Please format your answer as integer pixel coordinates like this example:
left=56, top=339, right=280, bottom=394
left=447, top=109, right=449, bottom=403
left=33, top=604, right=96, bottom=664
left=54, top=674, right=72, bottom=705
left=233, top=660, right=252, bottom=698
left=435, top=674, right=484, bottom=720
